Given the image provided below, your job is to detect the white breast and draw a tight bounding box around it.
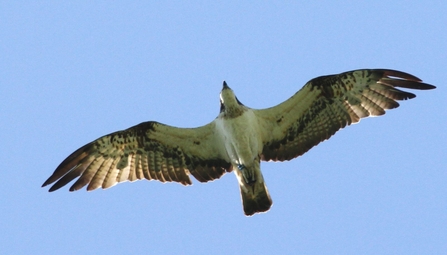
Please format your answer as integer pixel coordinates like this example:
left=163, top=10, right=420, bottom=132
left=214, top=109, right=263, bottom=167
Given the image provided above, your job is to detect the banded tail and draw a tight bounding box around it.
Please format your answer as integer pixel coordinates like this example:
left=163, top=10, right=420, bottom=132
left=240, top=180, right=272, bottom=216
left=234, top=163, right=272, bottom=216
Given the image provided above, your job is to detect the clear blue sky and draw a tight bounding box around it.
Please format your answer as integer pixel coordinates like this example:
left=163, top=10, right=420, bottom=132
left=1, top=2, right=446, bottom=254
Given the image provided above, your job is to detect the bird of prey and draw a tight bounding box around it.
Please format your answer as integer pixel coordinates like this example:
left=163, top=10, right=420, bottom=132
left=42, top=69, right=435, bottom=216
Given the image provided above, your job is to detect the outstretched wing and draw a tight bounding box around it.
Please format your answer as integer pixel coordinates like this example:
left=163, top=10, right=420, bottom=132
left=256, top=69, right=435, bottom=161
left=42, top=121, right=232, bottom=192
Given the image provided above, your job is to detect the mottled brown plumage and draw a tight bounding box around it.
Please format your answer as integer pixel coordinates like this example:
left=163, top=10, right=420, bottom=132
left=258, top=69, right=434, bottom=162
left=43, top=121, right=232, bottom=192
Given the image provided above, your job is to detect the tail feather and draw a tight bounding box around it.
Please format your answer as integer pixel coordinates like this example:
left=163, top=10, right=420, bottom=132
left=240, top=181, right=272, bottom=216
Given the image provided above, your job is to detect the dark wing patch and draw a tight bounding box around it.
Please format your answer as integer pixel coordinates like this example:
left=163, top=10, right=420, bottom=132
left=259, top=69, right=435, bottom=161
left=42, top=121, right=232, bottom=192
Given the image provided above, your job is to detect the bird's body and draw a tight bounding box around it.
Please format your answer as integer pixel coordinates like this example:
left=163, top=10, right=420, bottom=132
left=43, top=69, right=435, bottom=216
left=216, top=85, right=272, bottom=214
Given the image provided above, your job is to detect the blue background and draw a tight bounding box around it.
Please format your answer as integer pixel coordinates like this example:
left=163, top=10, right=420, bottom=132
left=1, top=2, right=446, bottom=254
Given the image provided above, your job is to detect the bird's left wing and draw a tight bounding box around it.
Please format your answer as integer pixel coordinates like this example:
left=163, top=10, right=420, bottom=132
left=42, top=121, right=232, bottom=192
left=255, top=69, right=435, bottom=162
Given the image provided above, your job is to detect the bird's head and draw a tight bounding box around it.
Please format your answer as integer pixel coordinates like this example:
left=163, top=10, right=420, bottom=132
left=219, top=81, right=245, bottom=117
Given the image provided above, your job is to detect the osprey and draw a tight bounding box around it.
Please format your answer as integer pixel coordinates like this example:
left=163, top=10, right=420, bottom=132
left=43, top=69, right=435, bottom=216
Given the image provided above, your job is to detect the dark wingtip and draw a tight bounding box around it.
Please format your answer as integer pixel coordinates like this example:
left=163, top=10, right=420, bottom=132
left=377, top=69, right=436, bottom=91
left=41, top=143, right=92, bottom=191
left=418, top=83, right=436, bottom=90
left=41, top=181, right=49, bottom=188
left=42, top=176, right=55, bottom=189
left=41, top=180, right=60, bottom=192
left=381, top=69, right=422, bottom=82
left=48, top=185, right=59, bottom=192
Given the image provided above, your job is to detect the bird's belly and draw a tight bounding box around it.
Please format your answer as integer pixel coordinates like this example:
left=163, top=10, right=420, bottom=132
left=216, top=111, right=261, bottom=166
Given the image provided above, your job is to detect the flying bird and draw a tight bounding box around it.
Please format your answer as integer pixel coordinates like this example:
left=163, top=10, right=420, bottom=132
left=42, top=69, right=435, bottom=216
